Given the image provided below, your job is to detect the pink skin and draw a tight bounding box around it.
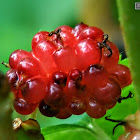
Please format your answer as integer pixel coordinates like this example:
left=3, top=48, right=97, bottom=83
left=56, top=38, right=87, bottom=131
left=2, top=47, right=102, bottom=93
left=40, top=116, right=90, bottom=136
left=13, top=98, right=38, bottom=115
left=69, top=99, right=87, bottom=115
left=72, top=22, right=88, bottom=38
left=100, top=41, right=119, bottom=72
left=9, top=50, right=32, bottom=69
left=44, top=82, right=66, bottom=108
left=32, top=40, right=57, bottom=74
left=55, top=25, right=76, bottom=47
left=39, top=100, right=59, bottom=117
left=75, top=39, right=101, bottom=70
left=86, top=99, right=106, bottom=118
left=91, top=77, right=121, bottom=105
left=21, top=77, right=47, bottom=103
left=54, top=46, right=77, bottom=72
left=109, top=64, right=132, bottom=88
left=56, top=107, right=72, bottom=119
left=78, top=26, right=104, bottom=42
left=31, top=31, right=49, bottom=51
left=83, top=64, right=108, bottom=90
left=17, top=57, right=45, bottom=77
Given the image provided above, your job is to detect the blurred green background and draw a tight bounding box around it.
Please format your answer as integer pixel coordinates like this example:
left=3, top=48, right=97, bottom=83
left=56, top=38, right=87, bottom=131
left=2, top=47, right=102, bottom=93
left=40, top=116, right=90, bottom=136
left=0, top=0, right=124, bottom=74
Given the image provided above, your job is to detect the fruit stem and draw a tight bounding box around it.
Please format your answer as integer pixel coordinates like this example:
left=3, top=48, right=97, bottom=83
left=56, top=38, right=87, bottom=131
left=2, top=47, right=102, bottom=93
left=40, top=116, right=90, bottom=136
left=1, top=61, right=10, bottom=68
left=118, top=91, right=134, bottom=103
left=27, top=108, right=38, bottom=120
left=105, top=116, right=126, bottom=135
left=98, top=34, right=113, bottom=57
left=116, top=0, right=140, bottom=110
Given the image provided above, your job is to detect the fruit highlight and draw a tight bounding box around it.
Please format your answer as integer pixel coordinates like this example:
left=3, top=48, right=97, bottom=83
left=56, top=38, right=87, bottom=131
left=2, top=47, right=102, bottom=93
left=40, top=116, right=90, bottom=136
left=6, top=23, right=132, bottom=118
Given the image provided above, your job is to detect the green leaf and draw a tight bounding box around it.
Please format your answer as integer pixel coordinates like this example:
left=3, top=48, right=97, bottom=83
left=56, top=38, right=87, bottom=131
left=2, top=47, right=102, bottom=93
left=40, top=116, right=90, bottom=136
left=118, top=57, right=129, bottom=66
left=41, top=124, right=112, bottom=140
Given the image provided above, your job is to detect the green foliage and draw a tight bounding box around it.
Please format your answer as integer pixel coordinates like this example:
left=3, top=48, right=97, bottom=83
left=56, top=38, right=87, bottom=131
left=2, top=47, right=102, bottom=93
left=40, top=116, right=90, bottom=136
left=42, top=124, right=96, bottom=140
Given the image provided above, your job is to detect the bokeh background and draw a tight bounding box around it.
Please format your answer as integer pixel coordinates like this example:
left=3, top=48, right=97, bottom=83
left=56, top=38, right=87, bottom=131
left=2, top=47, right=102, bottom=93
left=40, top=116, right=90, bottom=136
left=0, top=0, right=125, bottom=74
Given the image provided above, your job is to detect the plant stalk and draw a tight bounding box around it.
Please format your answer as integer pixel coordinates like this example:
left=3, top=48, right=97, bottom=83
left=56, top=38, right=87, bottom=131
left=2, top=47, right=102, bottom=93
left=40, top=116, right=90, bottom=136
left=116, top=0, right=140, bottom=110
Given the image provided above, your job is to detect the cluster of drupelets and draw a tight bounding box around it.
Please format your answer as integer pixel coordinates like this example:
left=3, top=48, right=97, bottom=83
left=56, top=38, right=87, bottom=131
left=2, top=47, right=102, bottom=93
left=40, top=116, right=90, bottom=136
left=6, top=23, right=132, bottom=119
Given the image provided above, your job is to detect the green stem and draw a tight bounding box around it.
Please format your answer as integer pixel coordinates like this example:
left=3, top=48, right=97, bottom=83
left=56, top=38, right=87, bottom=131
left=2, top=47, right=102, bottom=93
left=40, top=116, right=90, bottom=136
left=116, top=0, right=140, bottom=109
left=26, top=108, right=38, bottom=120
